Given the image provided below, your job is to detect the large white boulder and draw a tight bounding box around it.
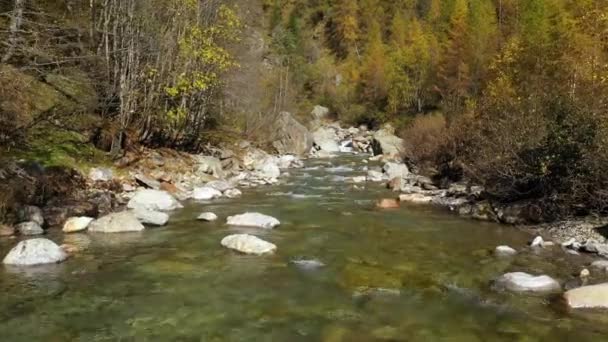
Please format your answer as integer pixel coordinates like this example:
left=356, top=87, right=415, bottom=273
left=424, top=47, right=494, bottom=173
left=62, top=217, right=94, bottom=233
left=88, top=211, right=145, bottom=233
left=198, top=212, right=218, bottom=221
left=495, top=272, right=561, bottom=293
left=256, top=159, right=281, bottom=179
left=272, top=111, right=313, bottom=155
left=221, top=234, right=277, bottom=255
left=3, top=238, right=68, bottom=266
left=495, top=246, right=517, bottom=257
left=372, top=125, right=405, bottom=158
left=127, top=189, right=183, bottom=211
left=564, top=283, right=608, bottom=309
left=312, top=127, right=340, bottom=152
left=226, top=212, right=280, bottom=229
left=383, top=162, right=409, bottom=180
left=192, top=187, right=223, bottom=200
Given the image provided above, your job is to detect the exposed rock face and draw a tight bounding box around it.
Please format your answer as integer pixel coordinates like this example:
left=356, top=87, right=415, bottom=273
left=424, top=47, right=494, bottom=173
left=494, top=272, right=561, bottom=293
left=132, top=208, right=169, bottom=226
left=564, top=283, right=608, bottom=309
left=16, top=222, right=44, bottom=236
left=134, top=173, right=161, bottom=190
left=272, top=111, right=312, bottom=155
left=88, top=211, right=145, bottom=233
left=3, top=238, right=68, bottom=266
left=226, top=212, right=280, bottom=229
left=221, top=234, right=277, bottom=255
left=127, top=189, right=183, bottom=211
left=192, top=187, right=223, bottom=200
left=62, top=217, right=94, bottom=233
left=18, top=205, right=44, bottom=226
left=372, top=125, right=404, bottom=158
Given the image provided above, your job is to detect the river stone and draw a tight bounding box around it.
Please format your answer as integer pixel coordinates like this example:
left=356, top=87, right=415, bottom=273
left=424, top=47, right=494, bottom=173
left=18, top=205, right=44, bottom=226
left=220, top=234, right=277, bottom=255
left=312, top=127, right=340, bottom=152
left=134, top=174, right=161, bottom=190
left=383, top=162, right=409, bottom=180
left=495, top=246, right=517, bottom=257
left=367, top=170, right=384, bottom=182
left=224, top=188, right=242, bottom=198
left=62, top=216, right=94, bottom=233
left=198, top=212, right=218, bottom=222
left=591, top=260, right=608, bottom=270
left=3, top=238, right=68, bottom=266
left=290, top=259, right=326, bottom=270
left=205, top=180, right=233, bottom=192
left=256, top=160, right=281, bottom=179
left=16, top=222, right=44, bottom=236
left=192, top=187, right=223, bottom=200
left=399, top=193, right=434, bottom=204
left=88, top=211, right=145, bottom=233
left=132, top=208, right=169, bottom=226
left=351, top=176, right=366, bottom=183
left=564, top=283, right=608, bottom=309
left=127, top=189, right=182, bottom=211
left=531, top=236, right=544, bottom=247
left=226, top=212, right=280, bottom=229
left=495, top=272, right=561, bottom=293
left=88, top=167, right=113, bottom=182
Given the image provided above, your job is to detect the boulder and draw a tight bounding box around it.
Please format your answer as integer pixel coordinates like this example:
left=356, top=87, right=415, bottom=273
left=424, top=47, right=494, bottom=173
left=196, top=155, right=224, bottom=178
left=312, top=127, right=341, bottom=152
left=564, top=283, right=608, bottom=309
left=224, top=188, right=242, bottom=198
left=399, top=193, right=434, bottom=204
left=18, top=205, right=44, bottom=226
left=127, top=189, right=183, bottom=211
left=471, top=201, right=497, bottom=222
left=3, top=238, right=68, bottom=266
left=62, top=217, right=94, bottom=233
left=192, top=187, right=223, bottom=201
left=16, top=222, right=44, bottom=236
left=88, top=167, right=113, bottom=182
left=494, top=272, right=561, bottom=293
left=88, top=211, right=145, bottom=233
left=256, top=159, right=281, bottom=179
left=371, top=125, right=404, bottom=158
left=132, top=208, right=169, bottom=226
left=311, top=105, right=330, bottom=120
left=205, top=180, right=234, bottom=192
left=376, top=198, right=400, bottom=209
left=134, top=173, right=161, bottom=190
left=272, top=112, right=313, bottom=155
left=226, top=212, right=280, bottom=229
left=198, top=212, right=218, bottom=222
left=383, top=162, right=409, bottom=180
left=495, top=246, right=517, bottom=257
left=221, top=234, right=277, bottom=255
left=531, top=236, right=544, bottom=248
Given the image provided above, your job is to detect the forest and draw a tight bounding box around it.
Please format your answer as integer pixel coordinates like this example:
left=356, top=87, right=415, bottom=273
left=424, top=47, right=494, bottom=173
left=2, top=0, right=608, bottom=219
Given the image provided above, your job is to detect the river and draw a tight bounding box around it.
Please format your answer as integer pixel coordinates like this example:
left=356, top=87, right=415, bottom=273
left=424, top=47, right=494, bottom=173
left=0, top=154, right=605, bottom=341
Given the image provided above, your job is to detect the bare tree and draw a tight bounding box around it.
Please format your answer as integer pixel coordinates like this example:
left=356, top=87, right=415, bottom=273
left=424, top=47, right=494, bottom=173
left=2, top=0, right=26, bottom=63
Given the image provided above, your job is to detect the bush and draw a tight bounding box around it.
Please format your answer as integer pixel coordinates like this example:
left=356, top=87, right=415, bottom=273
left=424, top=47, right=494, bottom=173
left=401, top=113, right=447, bottom=169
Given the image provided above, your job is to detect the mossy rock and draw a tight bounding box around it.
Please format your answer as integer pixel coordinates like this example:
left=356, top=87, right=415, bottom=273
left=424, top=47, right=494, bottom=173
left=338, top=263, right=403, bottom=291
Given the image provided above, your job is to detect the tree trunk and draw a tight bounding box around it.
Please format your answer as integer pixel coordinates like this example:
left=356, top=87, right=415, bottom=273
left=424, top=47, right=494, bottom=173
left=2, top=0, right=26, bottom=63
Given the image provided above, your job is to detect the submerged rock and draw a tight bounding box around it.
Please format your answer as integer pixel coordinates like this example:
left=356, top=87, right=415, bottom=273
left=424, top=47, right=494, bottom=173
left=192, top=187, right=223, bottom=200
left=220, top=234, right=277, bottom=255
left=198, top=212, right=218, bottom=222
left=398, top=193, right=434, bottom=204
left=224, top=188, right=242, bottom=198
left=494, top=272, right=561, bottom=293
left=376, top=198, right=400, bottom=209
left=16, top=222, right=44, bottom=236
left=495, top=246, right=517, bottom=257
left=88, top=211, right=145, bottom=233
left=226, top=212, right=280, bottom=229
left=132, top=208, right=169, bottom=226
left=127, top=189, right=183, bottom=211
left=290, top=258, right=326, bottom=270
left=564, top=283, right=608, bottom=309
left=62, top=216, right=94, bottom=233
left=3, top=238, right=68, bottom=266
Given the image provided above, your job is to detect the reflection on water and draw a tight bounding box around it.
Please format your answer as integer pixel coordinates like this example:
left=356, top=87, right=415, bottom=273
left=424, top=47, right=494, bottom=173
left=0, top=155, right=605, bottom=341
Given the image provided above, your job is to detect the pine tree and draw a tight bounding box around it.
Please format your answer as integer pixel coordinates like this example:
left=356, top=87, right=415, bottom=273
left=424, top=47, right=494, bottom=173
left=361, top=18, right=388, bottom=106
left=332, top=0, right=360, bottom=58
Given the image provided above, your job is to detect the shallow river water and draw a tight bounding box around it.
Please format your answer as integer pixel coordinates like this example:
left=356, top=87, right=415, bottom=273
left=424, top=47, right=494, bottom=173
left=0, top=155, right=607, bottom=341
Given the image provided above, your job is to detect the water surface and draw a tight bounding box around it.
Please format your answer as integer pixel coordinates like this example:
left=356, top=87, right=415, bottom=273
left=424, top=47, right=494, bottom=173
left=0, top=155, right=605, bottom=341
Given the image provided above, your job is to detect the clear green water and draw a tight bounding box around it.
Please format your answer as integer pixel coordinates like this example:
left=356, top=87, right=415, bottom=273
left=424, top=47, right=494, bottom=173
left=1, top=155, right=606, bottom=341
